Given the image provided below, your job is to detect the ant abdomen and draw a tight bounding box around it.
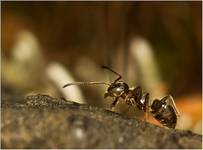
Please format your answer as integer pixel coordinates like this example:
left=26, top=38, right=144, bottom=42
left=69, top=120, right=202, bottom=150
left=150, top=98, right=177, bottom=129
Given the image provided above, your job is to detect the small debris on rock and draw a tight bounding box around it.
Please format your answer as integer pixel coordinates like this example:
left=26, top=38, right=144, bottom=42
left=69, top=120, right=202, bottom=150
left=1, top=94, right=202, bottom=149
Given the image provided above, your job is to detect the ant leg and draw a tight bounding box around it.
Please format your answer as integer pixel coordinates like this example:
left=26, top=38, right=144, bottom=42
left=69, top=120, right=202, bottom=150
left=161, top=95, right=180, bottom=117
left=144, top=93, right=150, bottom=121
left=122, top=95, right=132, bottom=114
left=110, top=97, right=119, bottom=111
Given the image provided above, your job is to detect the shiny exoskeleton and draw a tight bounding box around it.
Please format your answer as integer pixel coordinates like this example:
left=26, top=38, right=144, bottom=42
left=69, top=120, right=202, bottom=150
left=63, top=66, right=180, bottom=129
left=150, top=96, right=178, bottom=129
left=104, top=82, right=149, bottom=113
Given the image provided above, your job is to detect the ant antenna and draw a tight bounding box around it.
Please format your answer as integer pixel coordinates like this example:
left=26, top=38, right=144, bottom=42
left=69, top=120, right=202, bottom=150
left=101, top=65, right=122, bottom=83
left=63, top=81, right=110, bottom=88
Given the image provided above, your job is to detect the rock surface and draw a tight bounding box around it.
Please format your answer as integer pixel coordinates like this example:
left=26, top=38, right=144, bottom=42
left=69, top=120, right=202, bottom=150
left=1, top=94, right=202, bottom=148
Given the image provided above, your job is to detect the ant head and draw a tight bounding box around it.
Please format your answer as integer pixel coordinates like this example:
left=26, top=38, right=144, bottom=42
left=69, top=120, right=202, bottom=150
left=104, top=82, right=129, bottom=98
left=101, top=66, right=129, bottom=98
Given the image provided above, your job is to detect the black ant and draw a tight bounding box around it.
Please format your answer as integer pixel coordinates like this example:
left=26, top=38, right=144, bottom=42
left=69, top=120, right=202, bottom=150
left=63, top=66, right=180, bottom=129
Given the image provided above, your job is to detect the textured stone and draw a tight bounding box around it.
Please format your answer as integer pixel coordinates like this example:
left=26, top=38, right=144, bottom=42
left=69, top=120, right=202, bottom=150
left=1, top=94, right=202, bottom=148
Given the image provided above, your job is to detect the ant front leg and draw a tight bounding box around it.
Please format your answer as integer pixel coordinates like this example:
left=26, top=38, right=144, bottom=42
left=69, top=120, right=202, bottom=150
left=110, top=97, right=119, bottom=111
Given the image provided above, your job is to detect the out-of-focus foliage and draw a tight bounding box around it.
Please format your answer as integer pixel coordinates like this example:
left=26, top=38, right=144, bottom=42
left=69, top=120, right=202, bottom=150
left=2, top=2, right=201, bottom=96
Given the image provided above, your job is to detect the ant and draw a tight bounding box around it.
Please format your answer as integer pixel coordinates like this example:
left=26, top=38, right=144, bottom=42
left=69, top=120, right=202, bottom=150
left=63, top=66, right=180, bottom=129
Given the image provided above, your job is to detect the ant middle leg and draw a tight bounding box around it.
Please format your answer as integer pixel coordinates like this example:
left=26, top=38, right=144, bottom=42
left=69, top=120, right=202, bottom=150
left=143, top=93, right=150, bottom=121
left=110, top=97, right=119, bottom=111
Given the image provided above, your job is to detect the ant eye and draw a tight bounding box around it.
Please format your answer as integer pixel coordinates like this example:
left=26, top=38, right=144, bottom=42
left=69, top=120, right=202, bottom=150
left=121, top=83, right=129, bottom=91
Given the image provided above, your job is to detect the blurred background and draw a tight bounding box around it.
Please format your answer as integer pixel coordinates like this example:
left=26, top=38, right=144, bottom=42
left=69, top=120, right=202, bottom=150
left=1, top=2, right=202, bottom=134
